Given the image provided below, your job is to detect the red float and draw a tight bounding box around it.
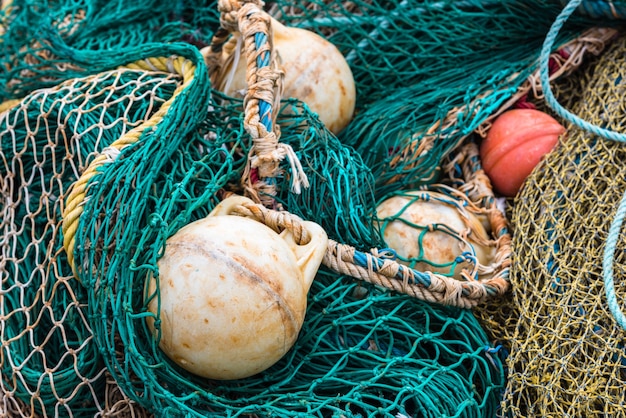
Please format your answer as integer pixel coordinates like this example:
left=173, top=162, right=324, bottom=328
left=480, top=108, right=565, bottom=197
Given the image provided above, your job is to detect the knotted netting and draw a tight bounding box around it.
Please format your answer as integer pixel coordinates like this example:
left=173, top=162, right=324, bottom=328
left=266, top=0, right=626, bottom=196
left=499, top=5, right=626, bottom=416
left=0, top=0, right=220, bottom=101
left=0, top=33, right=507, bottom=418
left=2, top=0, right=626, bottom=416
left=0, top=2, right=506, bottom=416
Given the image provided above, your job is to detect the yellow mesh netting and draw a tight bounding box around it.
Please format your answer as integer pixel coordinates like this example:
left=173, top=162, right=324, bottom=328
left=503, top=32, right=626, bottom=417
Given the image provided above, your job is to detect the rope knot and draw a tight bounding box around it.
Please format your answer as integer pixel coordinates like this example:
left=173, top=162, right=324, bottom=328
left=208, top=0, right=308, bottom=205
left=217, top=0, right=266, bottom=33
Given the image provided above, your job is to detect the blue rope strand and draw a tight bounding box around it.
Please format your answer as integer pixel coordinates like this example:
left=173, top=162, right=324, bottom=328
left=541, top=0, right=626, bottom=331
left=540, top=0, right=626, bottom=143
left=603, top=188, right=626, bottom=330
left=352, top=250, right=431, bottom=288
left=255, top=32, right=273, bottom=133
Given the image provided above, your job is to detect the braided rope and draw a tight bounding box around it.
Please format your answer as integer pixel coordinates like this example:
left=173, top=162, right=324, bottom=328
left=0, top=98, right=20, bottom=113
left=232, top=201, right=312, bottom=245
left=541, top=0, right=626, bottom=142
left=384, top=26, right=618, bottom=186
left=61, top=55, right=197, bottom=278
left=541, top=0, right=626, bottom=330
left=205, top=0, right=308, bottom=206
left=231, top=183, right=511, bottom=309
left=604, top=189, right=626, bottom=330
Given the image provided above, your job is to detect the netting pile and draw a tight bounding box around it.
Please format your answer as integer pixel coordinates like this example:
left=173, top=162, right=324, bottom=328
left=2, top=50, right=503, bottom=416
left=503, top=29, right=626, bottom=418
left=1, top=0, right=625, bottom=416
left=270, top=0, right=621, bottom=196
left=0, top=53, right=505, bottom=418
left=0, top=0, right=223, bottom=103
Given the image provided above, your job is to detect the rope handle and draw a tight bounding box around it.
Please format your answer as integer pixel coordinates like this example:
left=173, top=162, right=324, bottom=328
left=231, top=190, right=511, bottom=309
left=229, top=140, right=512, bottom=309
left=541, top=0, right=626, bottom=330
left=204, top=0, right=308, bottom=206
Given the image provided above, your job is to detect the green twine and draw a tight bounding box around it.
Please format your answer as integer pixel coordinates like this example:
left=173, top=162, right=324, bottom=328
left=0, top=0, right=220, bottom=101
left=540, top=0, right=626, bottom=331
left=11, top=0, right=621, bottom=414
left=562, top=0, right=626, bottom=18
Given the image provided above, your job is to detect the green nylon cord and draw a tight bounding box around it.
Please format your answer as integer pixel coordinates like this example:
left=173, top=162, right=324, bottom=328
left=540, top=0, right=626, bottom=331
left=9, top=0, right=623, bottom=415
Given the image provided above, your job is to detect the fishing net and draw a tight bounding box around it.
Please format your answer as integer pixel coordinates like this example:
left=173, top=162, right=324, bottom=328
left=1, top=11, right=506, bottom=418
left=496, top=1, right=626, bottom=416
left=0, top=2, right=500, bottom=417
left=0, top=0, right=219, bottom=101
left=467, top=23, right=623, bottom=346
left=2, top=0, right=625, bottom=416
left=266, top=0, right=625, bottom=196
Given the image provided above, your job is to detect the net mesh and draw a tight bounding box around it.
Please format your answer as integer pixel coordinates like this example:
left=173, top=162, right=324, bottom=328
left=502, top=31, right=626, bottom=418
left=0, top=0, right=219, bottom=101
left=0, top=59, right=506, bottom=418
left=267, top=0, right=622, bottom=196
left=0, top=61, right=187, bottom=415
left=1, top=0, right=626, bottom=416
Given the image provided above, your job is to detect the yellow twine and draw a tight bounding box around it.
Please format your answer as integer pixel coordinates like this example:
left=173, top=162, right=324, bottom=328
left=61, top=55, right=197, bottom=280
left=0, top=98, right=20, bottom=113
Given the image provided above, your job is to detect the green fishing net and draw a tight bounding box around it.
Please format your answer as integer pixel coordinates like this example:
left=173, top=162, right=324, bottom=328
left=0, top=50, right=505, bottom=418
left=0, top=0, right=219, bottom=101
left=1, top=0, right=625, bottom=416
left=267, top=0, right=623, bottom=196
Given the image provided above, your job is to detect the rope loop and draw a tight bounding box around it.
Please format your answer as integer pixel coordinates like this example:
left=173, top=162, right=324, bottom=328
left=230, top=160, right=511, bottom=309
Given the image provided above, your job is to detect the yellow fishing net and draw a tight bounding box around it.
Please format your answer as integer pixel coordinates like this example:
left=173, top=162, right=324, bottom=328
left=502, top=29, right=626, bottom=418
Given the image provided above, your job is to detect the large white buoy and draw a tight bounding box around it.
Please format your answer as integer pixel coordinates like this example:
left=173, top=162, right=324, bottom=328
left=146, top=196, right=328, bottom=380
left=203, top=17, right=356, bottom=135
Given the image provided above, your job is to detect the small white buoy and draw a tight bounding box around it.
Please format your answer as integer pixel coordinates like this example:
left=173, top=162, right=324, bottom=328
left=376, top=191, right=495, bottom=279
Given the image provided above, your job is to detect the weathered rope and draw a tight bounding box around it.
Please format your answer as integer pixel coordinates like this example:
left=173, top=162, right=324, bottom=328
left=231, top=191, right=511, bottom=309
left=377, top=26, right=617, bottom=186
left=206, top=0, right=308, bottom=207
left=232, top=200, right=312, bottom=245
